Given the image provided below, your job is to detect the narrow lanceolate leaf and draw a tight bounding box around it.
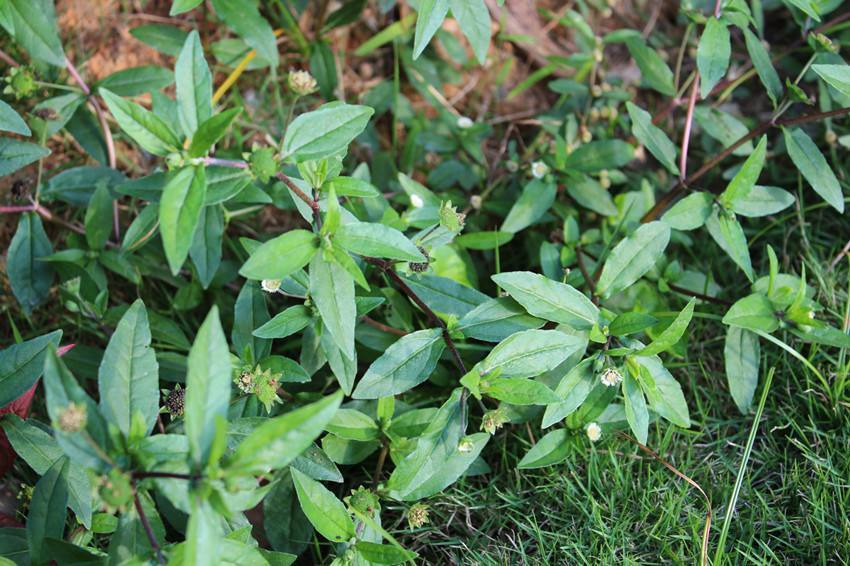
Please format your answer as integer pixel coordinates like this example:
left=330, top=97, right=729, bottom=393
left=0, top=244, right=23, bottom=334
left=190, top=205, right=224, bottom=289
left=175, top=30, right=213, bottom=138
left=412, top=0, right=450, bottom=59
left=623, top=371, right=649, bottom=444
left=637, top=298, right=696, bottom=357
left=210, top=0, right=279, bottom=67
left=282, top=103, right=374, bottom=161
left=335, top=222, right=425, bottom=261
left=355, top=542, right=417, bottom=565
left=0, top=330, right=62, bottom=407
left=0, top=138, right=50, bottom=176
left=7, top=212, right=54, bottom=315
left=639, top=355, right=690, bottom=427
left=596, top=222, right=670, bottom=299
left=352, top=329, right=444, bottom=399
left=325, top=409, right=379, bottom=441
left=725, top=326, right=760, bottom=414
left=98, top=299, right=159, bottom=437
left=542, top=358, right=596, bottom=428
left=239, top=230, right=319, bottom=280
left=184, top=497, right=221, bottom=566
left=170, top=0, right=204, bottom=15
left=160, top=166, right=207, bottom=275
left=625, top=37, right=675, bottom=96
left=661, top=192, right=712, bottom=231
left=480, top=329, right=586, bottom=378
left=480, top=377, right=560, bottom=405
left=812, top=64, right=850, bottom=98
left=0, top=98, right=31, bottom=136
left=185, top=307, right=232, bottom=469
left=94, top=65, right=174, bottom=96
left=705, top=208, right=754, bottom=282
left=99, top=88, right=181, bottom=156
left=492, top=271, right=599, bottom=330
left=517, top=429, right=571, bottom=469
left=783, top=127, right=844, bottom=213
left=731, top=185, right=795, bottom=217
left=0, top=0, right=65, bottom=66
left=188, top=107, right=241, bottom=157
left=697, top=17, right=730, bottom=98
left=501, top=178, right=558, bottom=234
left=253, top=305, right=313, bottom=339
left=291, top=468, right=356, bottom=543
left=722, top=294, right=779, bottom=333
left=626, top=102, right=678, bottom=175
left=310, top=254, right=356, bottom=360
left=720, top=135, right=768, bottom=207
left=225, top=391, right=343, bottom=476
left=27, top=458, right=69, bottom=566
left=449, top=0, right=490, bottom=64
left=743, top=28, right=782, bottom=106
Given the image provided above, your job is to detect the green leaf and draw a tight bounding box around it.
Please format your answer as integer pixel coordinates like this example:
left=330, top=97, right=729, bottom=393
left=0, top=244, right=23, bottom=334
left=352, top=329, right=444, bottom=399
left=705, top=208, right=753, bottom=282
left=335, top=222, right=425, bottom=261
left=2, top=416, right=91, bottom=528
left=232, top=281, right=270, bottom=362
left=185, top=306, right=231, bottom=469
left=99, top=88, right=181, bottom=156
left=27, top=458, right=69, bottom=565
left=636, top=298, right=695, bottom=357
left=325, top=408, right=379, bottom=441
left=456, top=231, right=515, bottom=250
left=564, top=140, right=635, bottom=173
left=283, top=103, right=374, bottom=161
left=722, top=293, right=779, bottom=332
left=98, top=299, right=159, bottom=437
left=0, top=98, right=30, bottom=136
left=400, top=274, right=488, bottom=317
left=481, top=377, right=560, bottom=405
left=449, top=0, right=490, bottom=64
left=625, top=37, right=675, bottom=96
left=394, top=432, right=488, bottom=500
left=783, top=0, right=820, bottom=21
left=639, top=355, right=690, bottom=427
left=693, top=106, right=754, bottom=156
left=7, top=212, right=54, bottom=315
left=253, top=305, right=312, bottom=339
left=211, top=0, right=279, bottom=67
left=783, top=127, right=844, bottom=213
left=567, top=174, right=617, bottom=216
left=480, top=329, right=586, bottom=378
left=412, top=0, right=449, bottom=59
left=720, top=135, right=767, bottom=206
left=626, top=102, right=678, bottom=175
left=791, top=325, right=850, bottom=349
left=731, top=185, right=795, bottom=217
left=661, top=191, right=712, bottom=231
left=188, top=107, right=241, bottom=157
left=0, top=330, right=61, bottom=407
left=724, top=326, right=760, bottom=414
left=492, top=271, right=599, bottom=330
left=160, top=166, right=207, bottom=275
left=812, top=64, right=850, bottom=97
left=225, top=392, right=342, bottom=476
left=517, top=429, right=571, bottom=469
left=310, top=253, right=356, bottom=360
left=322, top=176, right=379, bottom=197
left=0, top=138, right=50, bottom=177
left=696, top=18, right=730, bottom=98
left=84, top=183, right=112, bottom=251
left=596, top=221, right=670, bottom=299
left=184, top=497, right=221, bottom=566
left=623, top=370, right=648, bottom=444
left=129, top=24, right=188, bottom=57
left=239, top=229, right=319, bottom=280
left=608, top=313, right=658, bottom=336
left=94, top=66, right=174, bottom=96
left=0, top=0, right=65, bottom=66
left=190, top=205, right=224, bottom=288
left=743, top=28, right=783, bottom=107
left=355, top=541, right=417, bottom=565
left=501, top=178, right=557, bottom=233
left=170, top=0, right=204, bottom=15
left=290, top=468, right=355, bottom=543
left=542, top=358, right=595, bottom=428
left=175, top=30, right=213, bottom=138
left=456, top=297, right=545, bottom=342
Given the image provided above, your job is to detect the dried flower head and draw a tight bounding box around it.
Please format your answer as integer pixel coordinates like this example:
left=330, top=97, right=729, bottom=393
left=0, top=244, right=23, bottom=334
left=407, top=503, right=430, bottom=529
left=236, top=370, right=255, bottom=394
left=164, top=385, right=185, bottom=418
left=287, top=69, right=318, bottom=96
left=600, top=367, right=623, bottom=387
left=408, top=246, right=430, bottom=273
left=57, top=402, right=87, bottom=432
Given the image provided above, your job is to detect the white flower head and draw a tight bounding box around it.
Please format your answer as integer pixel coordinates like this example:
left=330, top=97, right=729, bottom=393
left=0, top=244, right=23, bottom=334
left=469, top=195, right=482, bottom=210
left=261, top=279, right=282, bottom=293
left=531, top=161, right=549, bottom=179
left=457, top=115, right=474, bottom=129
left=410, top=194, right=424, bottom=208
left=586, top=422, right=602, bottom=442
left=807, top=310, right=816, bottom=320
left=600, top=367, right=623, bottom=387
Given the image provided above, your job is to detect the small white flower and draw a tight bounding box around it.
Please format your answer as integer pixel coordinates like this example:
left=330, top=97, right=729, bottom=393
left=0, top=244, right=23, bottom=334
left=469, top=195, right=482, bottom=210
left=807, top=310, right=816, bottom=319
left=410, top=194, right=424, bottom=208
left=457, top=116, right=474, bottom=129
left=599, top=367, right=623, bottom=387
left=261, top=279, right=282, bottom=293
left=531, top=161, right=549, bottom=179
left=586, top=422, right=602, bottom=442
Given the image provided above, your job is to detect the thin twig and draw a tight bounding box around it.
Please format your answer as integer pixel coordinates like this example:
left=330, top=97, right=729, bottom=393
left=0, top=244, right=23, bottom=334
left=667, top=282, right=731, bottom=306
left=362, top=315, right=408, bottom=336
left=0, top=48, right=18, bottom=67
left=133, top=488, right=165, bottom=564
left=132, top=471, right=200, bottom=481
left=275, top=171, right=320, bottom=213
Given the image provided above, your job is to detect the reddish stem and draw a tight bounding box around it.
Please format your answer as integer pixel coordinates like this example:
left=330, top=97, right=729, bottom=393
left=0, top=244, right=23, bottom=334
left=679, top=77, right=700, bottom=180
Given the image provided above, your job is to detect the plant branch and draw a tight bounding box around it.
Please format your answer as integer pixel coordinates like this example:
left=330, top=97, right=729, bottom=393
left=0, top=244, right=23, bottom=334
left=132, top=471, right=200, bottom=481
left=575, top=245, right=598, bottom=301
left=678, top=77, right=700, bottom=180
left=666, top=283, right=731, bottom=307
left=641, top=106, right=850, bottom=222
left=275, top=171, right=320, bottom=213
left=133, top=488, right=165, bottom=564
left=362, top=315, right=408, bottom=336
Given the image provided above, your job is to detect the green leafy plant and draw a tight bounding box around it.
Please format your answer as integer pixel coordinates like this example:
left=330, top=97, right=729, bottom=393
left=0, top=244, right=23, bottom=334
left=1, top=0, right=849, bottom=563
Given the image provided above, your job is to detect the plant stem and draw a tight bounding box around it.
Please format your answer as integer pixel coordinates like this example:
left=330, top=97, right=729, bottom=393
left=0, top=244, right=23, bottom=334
left=641, top=106, right=850, bottom=222
left=678, top=76, right=700, bottom=180
left=666, top=282, right=732, bottom=306
left=133, top=488, right=165, bottom=564
left=275, top=171, right=320, bottom=215
left=713, top=366, right=775, bottom=566
left=132, top=471, right=200, bottom=481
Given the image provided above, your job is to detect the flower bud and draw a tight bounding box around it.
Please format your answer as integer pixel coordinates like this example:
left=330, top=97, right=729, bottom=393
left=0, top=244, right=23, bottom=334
left=287, top=69, right=318, bottom=96
left=4, top=66, right=37, bottom=100
left=407, top=503, right=430, bottom=528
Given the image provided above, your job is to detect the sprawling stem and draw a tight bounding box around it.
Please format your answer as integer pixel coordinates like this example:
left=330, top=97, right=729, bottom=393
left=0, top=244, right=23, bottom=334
left=133, top=488, right=165, bottom=564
